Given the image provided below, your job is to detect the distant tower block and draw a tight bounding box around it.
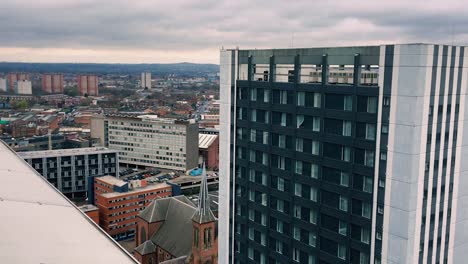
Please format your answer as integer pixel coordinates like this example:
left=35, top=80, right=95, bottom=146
left=141, top=72, right=151, bottom=89
left=42, top=74, right=64, bottom=94
left=7, top=73, right=29, bottom=93
left=77, top=75, right=99, bottom=96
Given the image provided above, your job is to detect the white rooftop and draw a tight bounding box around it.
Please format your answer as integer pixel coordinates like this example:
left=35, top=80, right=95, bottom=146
left=0, top=142, right=138, bottom=263
left=17, top=147, right=117, bottom=159
left=199, top=134, right=218, bottom=149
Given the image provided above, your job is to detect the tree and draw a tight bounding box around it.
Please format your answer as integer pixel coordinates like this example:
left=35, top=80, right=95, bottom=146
left=12, top=100, right=28, bottom=110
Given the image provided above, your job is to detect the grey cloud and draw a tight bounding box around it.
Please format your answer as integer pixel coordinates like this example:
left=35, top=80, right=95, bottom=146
left=1, top=0, right=468, bottom=62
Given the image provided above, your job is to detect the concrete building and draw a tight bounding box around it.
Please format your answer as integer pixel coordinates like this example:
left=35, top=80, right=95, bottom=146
left=0, top=141, right=138, bottom=263
left=77, top=75, right=99, bottom=96
left=0, top=78, right=6, bottom=92
left=141, top=72, right=151, bottom=89
left=42, top=74, right=64, bottom=94
left=7, top=72, right=29, bottom=92
left=18, top=147, right=119, bottom=199
left=15, top=80, right=32, bottom=95
left=134, top=166, right=218, bottom=264
left=198, top=134, right=219, bottom=169
left=96, top=114, right=199, bottom=171
left=220, top=44, right=468, bottom=264
left=94, top=175, right=172, bottom=240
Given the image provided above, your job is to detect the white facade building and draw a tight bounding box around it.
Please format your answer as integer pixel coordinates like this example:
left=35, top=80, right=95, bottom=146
left=101, top=114, right=199, bottom=171
left=15, top=80, right=32, bottom=95
left=0, top=78, right=6, bottom=92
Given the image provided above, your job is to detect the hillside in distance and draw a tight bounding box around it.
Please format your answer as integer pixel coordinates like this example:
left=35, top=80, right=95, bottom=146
left=0, top=62, right=219, bottom=75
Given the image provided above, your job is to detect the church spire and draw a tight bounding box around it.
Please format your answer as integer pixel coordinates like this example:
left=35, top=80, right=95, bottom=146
left=192, top=162, right=215, bottom=223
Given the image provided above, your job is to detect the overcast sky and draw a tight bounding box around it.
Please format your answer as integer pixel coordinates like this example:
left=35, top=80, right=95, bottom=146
left=1, top=0, right=468, bottom=64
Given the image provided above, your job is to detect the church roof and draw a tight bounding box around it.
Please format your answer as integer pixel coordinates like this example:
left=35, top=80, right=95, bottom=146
left=134, top=240, right=156, bottom=255
left=192, top=163, right=216, bottom=224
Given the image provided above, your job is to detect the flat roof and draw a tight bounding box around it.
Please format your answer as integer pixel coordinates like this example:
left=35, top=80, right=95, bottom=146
left=199, top=134, right=218, bottom=149
left=101, top=182, right=171, bottom=199
left=17, top=147, right=117, bottom=159
left=97, top=175, right=127, bottom=187
left=78, top=204, right=99, bottom=213
left=0, top=141, right=138, bottom=263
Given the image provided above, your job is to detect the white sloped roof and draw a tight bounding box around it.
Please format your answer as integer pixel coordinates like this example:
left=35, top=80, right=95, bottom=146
left=0, top=141, right=138, bottom=264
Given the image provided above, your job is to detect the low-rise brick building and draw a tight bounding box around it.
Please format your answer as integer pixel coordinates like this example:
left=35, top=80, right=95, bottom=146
left=94, top=176, right=172, bottom=241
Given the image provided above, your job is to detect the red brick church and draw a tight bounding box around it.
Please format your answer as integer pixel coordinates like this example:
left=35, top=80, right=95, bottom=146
left=133, top=164, right=218, bottom=264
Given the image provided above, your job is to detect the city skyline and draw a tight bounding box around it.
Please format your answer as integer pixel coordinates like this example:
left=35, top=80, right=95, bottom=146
left=2, top=0, right=468, bottom=64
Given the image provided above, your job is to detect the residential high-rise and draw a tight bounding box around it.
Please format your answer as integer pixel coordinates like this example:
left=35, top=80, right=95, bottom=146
left=42, top=73, right=64, bottom=94
left=7, top=72, right=29, bottom=92
left=18, top=147, right=119, bottom=199
left=219, top=44, right=468, bottom=264
left=0, top=78, right=6, bottom=92
left=94, top=114, right=199, bottom=171
left=141, top=72, right=151, bottom=89
left=77, top=74, right=99, bottom=96
left=14, top=80, right=32, bottom=95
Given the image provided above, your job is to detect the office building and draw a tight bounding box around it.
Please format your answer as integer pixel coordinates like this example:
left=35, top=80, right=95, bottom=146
left=141, top=72, right=151, bottom=89
left=199, top=133, right=219, bottom=169
left=0, top=78, right=6, bottom=92
left=95, top=114, right=199, bottom=171
left=94, top=175, right=172, bottom=240
left=219, top=44, right=468, bottom=264
left=0, top=141, right=138, bottom=263
left=15, top=80, right=32, bottom=95
left=7, top=72, right=29, bottom=92
left=42, top=73, right=64, bottom=94
left=18, top=147, right=119, bottom=199
left=77, top=75, right=99, bottom=96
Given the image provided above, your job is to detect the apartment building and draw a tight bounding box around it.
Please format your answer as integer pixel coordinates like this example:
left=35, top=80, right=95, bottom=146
left=18, top=147, right=119, bottom=199
left=94, top=175, right=172, bottom=240
left=95, top=114, right=199, bottom=171
left=219, top=44, right=468, bottom=264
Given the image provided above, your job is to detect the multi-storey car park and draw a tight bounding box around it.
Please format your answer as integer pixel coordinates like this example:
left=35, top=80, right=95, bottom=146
left=219, top=44, right=468, bottom=264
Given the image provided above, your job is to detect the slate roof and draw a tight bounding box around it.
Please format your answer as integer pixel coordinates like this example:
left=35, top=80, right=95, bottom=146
left=160, top=256, right=189, bottom=264
left=134, top=240, right=156, bottom=255
left=150, top=198, right=197, bottom=257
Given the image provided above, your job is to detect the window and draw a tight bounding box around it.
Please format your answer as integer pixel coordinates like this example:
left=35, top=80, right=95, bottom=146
left=276, top=240, right=283, bottom=253
left=278, top=135, right=286, bottom=148
left=296, top=138, right=304, bottom=152
left=344, top=95, right=353, bottom=111
left=280, top=90, right=288, bottom=104
left=277, top=220, right=284, bottom=233
left=310, top=187, right=318, bottom=202
left=360, top=252, right=370, bottom=264
left=297, top=92, right=305, bottom=106
left=248, top=247, right=254, bottom=259
left=281, top=113, right=287, bottom=126
left=251, top=88, right=257, bottom=101
left=379, top=179, right=386, bottom=188
left=342, top=146, right=351, bottom=162
left=310, top=209, right=317, bottom=224
left=362, top=202, right=372, bottom=218
left=340, top=172, right=350, bottom=187
left=339, top=196, right=348, bottom=211
left=339, top=221, right=347, bottom=235
left=248, top=209, right=254, bottom=220
left=293, top=248, right=300, bottom=262
left=294, top=205, right=301, bottom=218
left=250, top=129, right=256, bottom=142
left=295, top=183, right=302, bottom=197
left=248, top=228, right=254, bottom=240
left=278, top=177, right=285, bottom=191
left=251, top=109, right=257, bottom=122
left=380, top=152, right=387, bottom=161
left=361, top=227, right=370, bottom=244
left=366, top=124, right=376, bottom=140
left=364, top=150, right=375, bottom=167
left=363, top=177, right=373, bottom=193
left=338, top=244, right=346, bottom=260
left=293, top=226, right=300, bottom=240
left=313, top=117, right=321, bottom=132
left=264, top=89, right=270, bottom=102
left=382, top=124, right=389, bottom=134
left=277, top=199, right=284, bottom=212
left=309, top=232, right=317, bottom=247
left=376, top=231, right=382, bottom=240
left=377, top=205, right=384, bottom=214
left=343, top=120, right=352, bottom=136
left=295, top=161, right=303, bottom=174
left=312, top=141, right=320, bottom=155
left=311, top=164, right=319, bottom=179
left=314, top=93, right=321, bottom=108
left=383, top=96, right=390, bottom=106
left=193, top=228, right=199, bottom=248
left=367, top=97, right=377, bottom=113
